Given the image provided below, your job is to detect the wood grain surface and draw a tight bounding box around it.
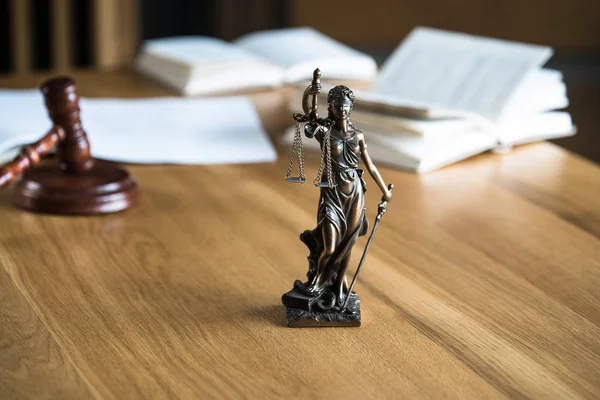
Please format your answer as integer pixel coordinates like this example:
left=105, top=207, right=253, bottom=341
left=0, top=72, right=599, bottom=399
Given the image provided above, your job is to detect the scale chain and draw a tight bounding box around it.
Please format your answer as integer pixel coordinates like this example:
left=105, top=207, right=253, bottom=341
left=313, top=129, right=325, bottom=186
left=313, top=127, right=334, bottom=188
left=325, top=128, right=334, bottom=188
left=297, top=123, right=305, bottom=179
left=284, top=122, right=297, bottom=181
left=285, top=121, right=306, bottom=183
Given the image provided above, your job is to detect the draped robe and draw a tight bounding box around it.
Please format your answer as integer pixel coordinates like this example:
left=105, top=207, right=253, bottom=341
left=300, top=128, right=369, bottom=288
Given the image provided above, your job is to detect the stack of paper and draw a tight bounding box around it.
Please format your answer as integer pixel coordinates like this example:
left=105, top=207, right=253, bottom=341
left=284, top=27, right=575, bottom=173
left=0, top=90, right=276, bottom=165
left=135, top=27, right=377, bottom=95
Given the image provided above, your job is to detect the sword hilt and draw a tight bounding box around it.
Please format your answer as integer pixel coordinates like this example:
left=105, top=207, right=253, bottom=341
left=308, top=68, right=321, bottom=120
left=377, top=184, right=393, bottom=219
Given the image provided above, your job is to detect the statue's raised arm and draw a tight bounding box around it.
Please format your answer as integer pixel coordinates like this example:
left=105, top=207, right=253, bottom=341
left=301, top=68, right=321, bottom=122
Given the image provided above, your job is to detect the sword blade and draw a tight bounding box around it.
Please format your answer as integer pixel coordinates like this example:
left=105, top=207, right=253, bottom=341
left=341, top=212, right=383, bottom=310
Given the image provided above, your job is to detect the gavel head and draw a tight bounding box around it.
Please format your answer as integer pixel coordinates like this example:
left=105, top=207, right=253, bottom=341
left=40, top=77, right=94, bottom=174
left=41, top=77, right=79, bottom=122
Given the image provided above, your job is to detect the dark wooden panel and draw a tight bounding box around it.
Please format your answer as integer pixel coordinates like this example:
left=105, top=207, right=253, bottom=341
left=71, top=0, right=91, bottom=67
left=30, top=0, right=52, bottom=70
left=293, top=0, right=600, bottom=54
left=141, top=0, right=215, bottom=40
left=550, top=59, right=600, bottom=163
left=217, top=0, right=291, bottom=40
left=0, top=0, right=9, bottom=72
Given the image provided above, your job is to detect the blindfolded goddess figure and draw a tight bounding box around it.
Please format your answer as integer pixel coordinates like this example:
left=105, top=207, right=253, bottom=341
left=283, top=69, right=393, bottom=327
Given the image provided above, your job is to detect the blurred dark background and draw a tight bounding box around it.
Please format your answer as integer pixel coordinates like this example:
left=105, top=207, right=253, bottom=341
left=0, top=0, right=598, bottom=162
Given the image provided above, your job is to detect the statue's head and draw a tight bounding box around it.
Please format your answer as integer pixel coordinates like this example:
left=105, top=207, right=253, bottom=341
left=327, top=85, right=355, bottom=121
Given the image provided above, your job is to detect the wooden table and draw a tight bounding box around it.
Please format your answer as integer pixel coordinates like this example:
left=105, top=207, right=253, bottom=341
left=1, top=71, right=599, bottom=400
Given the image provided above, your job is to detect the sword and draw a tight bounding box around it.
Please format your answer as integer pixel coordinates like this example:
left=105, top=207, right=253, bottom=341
left=342, top=183, right=393, bottom=310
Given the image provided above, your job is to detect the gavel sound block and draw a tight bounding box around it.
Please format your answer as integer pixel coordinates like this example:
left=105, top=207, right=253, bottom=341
left=0, top=77, right=138, bottom=214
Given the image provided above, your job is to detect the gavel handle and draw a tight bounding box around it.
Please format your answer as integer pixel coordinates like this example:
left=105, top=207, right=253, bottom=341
left=0, top=126, right=65, bottom=189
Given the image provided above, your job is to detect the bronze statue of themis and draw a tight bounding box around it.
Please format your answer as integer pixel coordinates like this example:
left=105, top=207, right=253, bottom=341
left=282, top=68, right=393, bottom=327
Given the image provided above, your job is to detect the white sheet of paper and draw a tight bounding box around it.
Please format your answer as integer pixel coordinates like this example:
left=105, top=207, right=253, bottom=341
left=0, top=90, right=277, bottom=165
left=0, top=147, right=20, bottom=164
left=373, top=27, right=553, bottom=122
left=0, top=90, right=51, bottom=154
left=81, top=96, right=276, bottom=164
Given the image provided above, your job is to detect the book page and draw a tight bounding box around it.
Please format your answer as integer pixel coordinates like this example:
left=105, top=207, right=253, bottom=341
left=287, top=91, right=473, bottom=137
left=141, top=36, right=266, bottom=67
left=373, top=27, right=553, bottom=122
left=497, top=111, right=575, bottom=145
left=500, top=69, right=567, bottom=119
left=234, top=27, right=377, bottom=81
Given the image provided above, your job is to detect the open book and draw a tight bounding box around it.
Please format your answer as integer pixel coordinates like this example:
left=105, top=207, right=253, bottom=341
left=298, top=67, right=567, bottom=131
left=360, top=26, right=556, bottom=123
left=283, top=27, right=575, bottom=173
left=136, top=27, right=377, bottom=96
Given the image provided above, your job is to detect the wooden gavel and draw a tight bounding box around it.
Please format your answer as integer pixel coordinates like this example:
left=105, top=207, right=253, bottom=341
left=0, top=77, right=138, bottom=214
left=0, top=126, right=65, bottom=189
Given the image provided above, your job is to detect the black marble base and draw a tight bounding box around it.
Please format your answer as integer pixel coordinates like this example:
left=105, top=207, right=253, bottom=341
left=282, top=284, right=361, bottom=327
